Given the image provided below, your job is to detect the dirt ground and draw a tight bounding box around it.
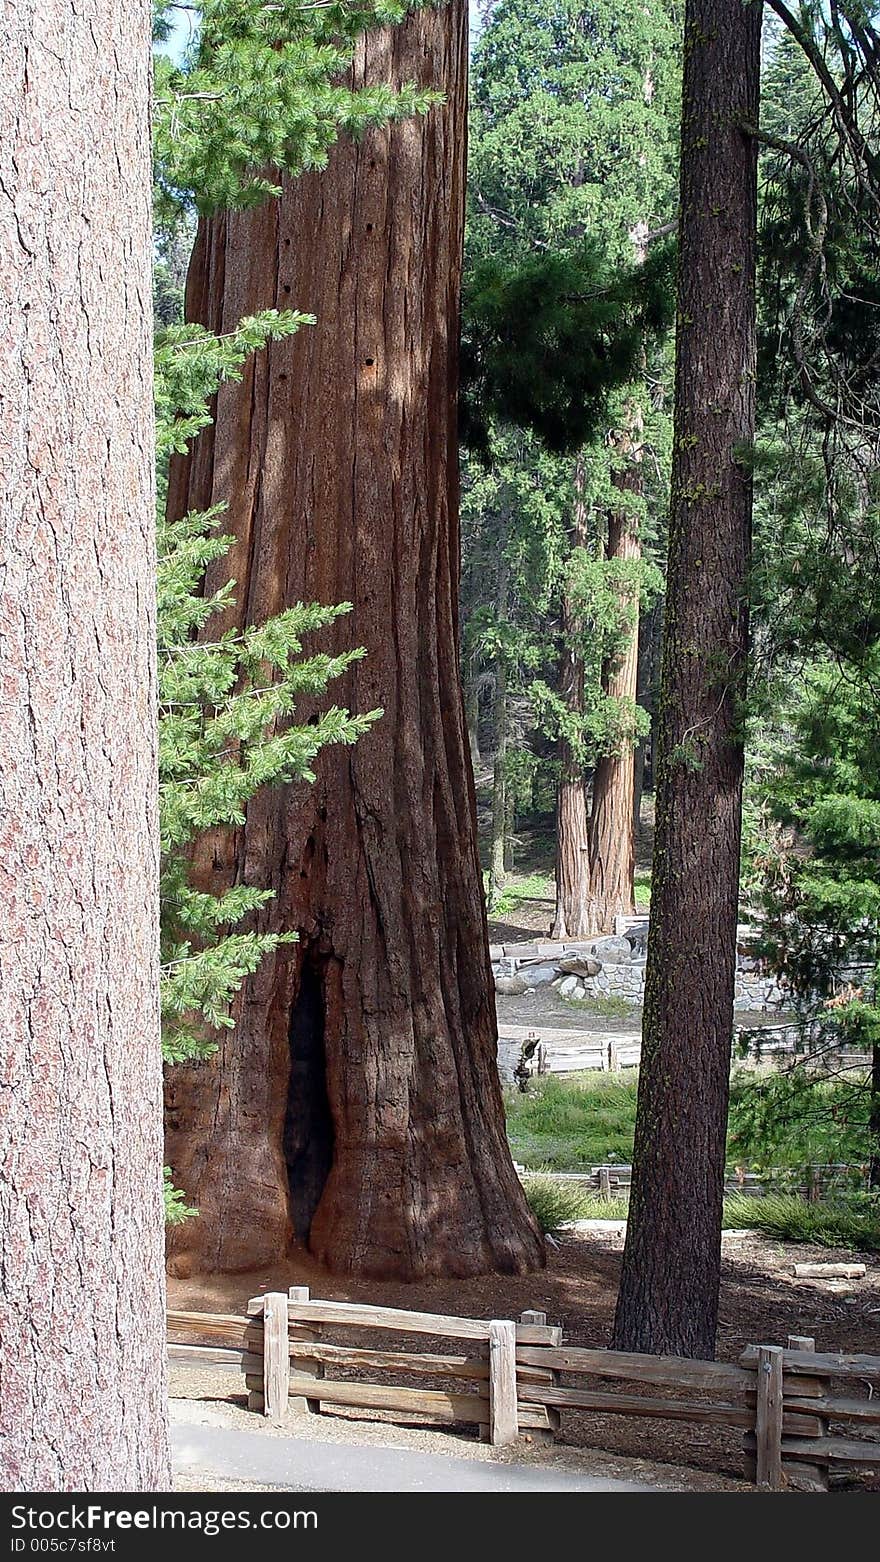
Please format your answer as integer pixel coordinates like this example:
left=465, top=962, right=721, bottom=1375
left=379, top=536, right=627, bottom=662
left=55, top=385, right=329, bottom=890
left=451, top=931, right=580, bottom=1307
left=169, top=1226, right=880, bottom=1491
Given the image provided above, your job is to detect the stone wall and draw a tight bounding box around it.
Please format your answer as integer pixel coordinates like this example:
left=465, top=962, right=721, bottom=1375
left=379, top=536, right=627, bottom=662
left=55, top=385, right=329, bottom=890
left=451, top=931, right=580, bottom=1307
left=491, top=922, right=787, bottom=1013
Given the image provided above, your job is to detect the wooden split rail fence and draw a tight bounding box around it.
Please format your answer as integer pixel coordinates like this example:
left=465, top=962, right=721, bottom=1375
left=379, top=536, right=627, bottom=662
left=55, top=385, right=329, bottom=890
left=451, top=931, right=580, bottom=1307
left=517, top=1162, right=872, bottom=1201
left=167, top=1296, right=880, bottom=1489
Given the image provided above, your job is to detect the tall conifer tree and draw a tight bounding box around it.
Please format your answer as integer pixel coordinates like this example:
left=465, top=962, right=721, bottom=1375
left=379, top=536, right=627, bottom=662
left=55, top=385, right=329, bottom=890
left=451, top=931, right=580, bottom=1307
left=613, top=0, right=762, bottom=1358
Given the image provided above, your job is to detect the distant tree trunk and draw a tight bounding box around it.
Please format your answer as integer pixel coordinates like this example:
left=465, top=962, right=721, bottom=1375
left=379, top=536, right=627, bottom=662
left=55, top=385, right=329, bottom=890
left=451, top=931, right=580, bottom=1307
left=465, top=675, right=483, bottom=768
left=164, top=4, right=543, bottom=1281
left=0, top=0, right=168, bottom=1488
left=552, top=455, right=591, bottom=940
left=632, top=596, right=662, bottom=843
left=585, top=420, right=644, bottom=934
left=869, top=1040, right=880, bottom=1191
left=612, top=0, right=761, bottom=1358
left=490, top=548, right=511, bottom=898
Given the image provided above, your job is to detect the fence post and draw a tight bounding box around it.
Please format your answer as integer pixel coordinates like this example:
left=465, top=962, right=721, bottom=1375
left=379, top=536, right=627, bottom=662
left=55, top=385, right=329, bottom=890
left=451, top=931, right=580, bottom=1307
left=598, top=1166, right=613, bottom=1201
left=262, top=1291, right=290, bottom=1423
left=489, top=1320, right=519, bottom=1446
left=288, top=1284, right=324, bottom=1415
left=755, top=1345, right=784, bottom=1490
left=518, top=1310, right=560, bottom=1444
left=784, top=1335, right=830, bottom=1493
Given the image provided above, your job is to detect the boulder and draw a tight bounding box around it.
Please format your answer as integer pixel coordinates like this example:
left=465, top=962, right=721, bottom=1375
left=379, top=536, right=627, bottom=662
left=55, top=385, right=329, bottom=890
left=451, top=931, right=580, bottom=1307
left=495, top=974, right=530, bottom=996
left=624, top=920, right=649, bottom=957
left=517, top=961, right=560, bottom=987
left=558, top=975, right=580, bottom=999
left=558, top=955, right=601, bottom=978
left=589, top=935, right=632, bottom=964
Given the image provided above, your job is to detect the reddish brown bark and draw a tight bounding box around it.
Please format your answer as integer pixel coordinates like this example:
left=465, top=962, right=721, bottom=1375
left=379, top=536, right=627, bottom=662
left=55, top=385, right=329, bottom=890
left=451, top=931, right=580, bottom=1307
left=613, top=0, right=761, bottom=1358
left=552, top=455, right=592, bottom=940
left=0, top=0, right=168, bottom=1487
left=164, top=6, right=543, bottom=1281
left=585, top=436, right=643, bottom=935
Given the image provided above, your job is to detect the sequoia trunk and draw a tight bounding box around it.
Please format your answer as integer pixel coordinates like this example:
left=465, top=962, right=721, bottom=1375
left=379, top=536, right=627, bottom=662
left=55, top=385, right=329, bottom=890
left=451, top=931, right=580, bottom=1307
left=164, top=6, right=543, bottom=1281
left=552, top=455, right=592, bottom=940
left=585, top=449, right=643, bottom=934
left=613, top=0, right=761, bottom=1357
left=0, top=0, right=168, bottom=1486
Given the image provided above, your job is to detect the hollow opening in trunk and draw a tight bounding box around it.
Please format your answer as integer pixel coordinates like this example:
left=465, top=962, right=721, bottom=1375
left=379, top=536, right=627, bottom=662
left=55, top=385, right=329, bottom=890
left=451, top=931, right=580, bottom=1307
left=283, top=955, right=334, bottom=1242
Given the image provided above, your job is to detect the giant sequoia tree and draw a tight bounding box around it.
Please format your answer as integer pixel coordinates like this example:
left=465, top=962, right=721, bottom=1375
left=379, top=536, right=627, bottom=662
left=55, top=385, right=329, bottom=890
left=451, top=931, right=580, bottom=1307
left=0, top=0, right=169, bottom=1486
left=165, top=3, right=543, bottom=1280
left=613, top=0, right=762, bottom=1357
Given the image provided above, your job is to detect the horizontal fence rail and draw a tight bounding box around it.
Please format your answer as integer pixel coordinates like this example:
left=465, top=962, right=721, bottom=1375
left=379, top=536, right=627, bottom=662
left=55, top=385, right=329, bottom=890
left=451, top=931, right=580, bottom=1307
left=515, top=1162, right=873, bottom=1200
left=168, top=1297, right=880, bottom=1486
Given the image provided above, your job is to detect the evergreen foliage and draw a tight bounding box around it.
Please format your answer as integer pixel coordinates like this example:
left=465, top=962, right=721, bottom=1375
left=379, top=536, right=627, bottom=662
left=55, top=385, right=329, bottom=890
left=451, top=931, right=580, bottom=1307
left=743, top=13, right=880, bottom=1189
left=460, top=0, right=679, bottom=865
left=461, top=239, right=674, bottom=457
left=153, top=0, right=436, bottom=216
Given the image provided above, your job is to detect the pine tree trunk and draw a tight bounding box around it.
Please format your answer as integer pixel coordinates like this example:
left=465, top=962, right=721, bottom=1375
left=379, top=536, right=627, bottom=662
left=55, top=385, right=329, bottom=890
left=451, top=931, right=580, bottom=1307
left=552, top=455, right=592, bottom=940
left=164, top=5, right=543, bottom=1281
left=0, top=0, right=168, bottom=1487
left=585, top=436, right=643, bottom=934
left=612, top=0, right=761, bottom=1358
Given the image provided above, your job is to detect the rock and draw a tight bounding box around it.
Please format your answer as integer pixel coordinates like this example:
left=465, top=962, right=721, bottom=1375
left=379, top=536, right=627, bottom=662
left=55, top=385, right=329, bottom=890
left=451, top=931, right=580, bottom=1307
left=589, top=935, right=632, bottom=964
left=558, top=975, right=580, bottom=999
left=624, top=920, right=649, bottom=957
left=516, top=961, right=560, bottom=987
left=558, top=955, right=601, bottom=978
left=495, top=974, right=530, bottom=996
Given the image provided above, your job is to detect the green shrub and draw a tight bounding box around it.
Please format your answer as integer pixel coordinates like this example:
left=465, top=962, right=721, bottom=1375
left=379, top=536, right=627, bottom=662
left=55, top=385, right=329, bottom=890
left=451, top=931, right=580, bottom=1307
left=522, top=1175, right=592, bottom=1236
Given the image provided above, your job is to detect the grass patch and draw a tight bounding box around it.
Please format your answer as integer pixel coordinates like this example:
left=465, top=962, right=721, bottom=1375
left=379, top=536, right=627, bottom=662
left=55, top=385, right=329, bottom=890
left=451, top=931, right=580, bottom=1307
left=519, top=1180, right=880, bottom=1253
left=633, top=867, right=651, bottom=910
left=723, top=1192, right=880, bottom=1252
left=507, top=1072, right=880, bottom=1251
left=506, top=1071, right=639, bottom=1170
left=560, top=992, right=635, bottom=1019
left=485, top=870, right=554, bottom=918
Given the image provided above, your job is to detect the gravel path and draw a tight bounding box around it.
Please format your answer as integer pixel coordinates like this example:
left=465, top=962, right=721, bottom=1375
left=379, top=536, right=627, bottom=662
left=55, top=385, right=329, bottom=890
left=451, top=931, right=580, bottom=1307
left=168, top=1378, right=752, bottom=1494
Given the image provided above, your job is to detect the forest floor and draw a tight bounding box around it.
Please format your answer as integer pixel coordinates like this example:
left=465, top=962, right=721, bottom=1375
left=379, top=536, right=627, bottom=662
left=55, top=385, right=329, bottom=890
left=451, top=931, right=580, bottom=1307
left=168, top=1226, right=880, bottom=1492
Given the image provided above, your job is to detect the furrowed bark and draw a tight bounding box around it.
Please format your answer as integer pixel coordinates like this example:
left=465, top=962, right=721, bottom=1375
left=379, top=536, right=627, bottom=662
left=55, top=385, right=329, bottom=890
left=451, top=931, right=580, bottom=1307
left=585, top=434, right=643, bottom=935
left=612, top=0, right=761, bottom=1358
left=552, top=454, right=592, bottom=940
left=164, top=4, right=543, bottom=1281
left=0, top=0, right=168, bottom=1486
